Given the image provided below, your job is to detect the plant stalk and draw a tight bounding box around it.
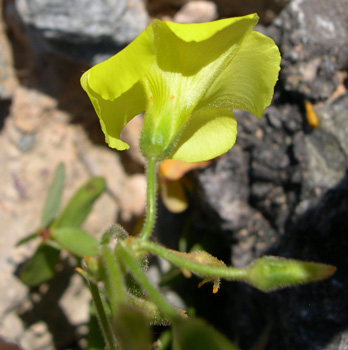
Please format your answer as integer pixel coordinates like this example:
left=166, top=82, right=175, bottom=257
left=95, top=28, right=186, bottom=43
left=139, top=157, right=158, bottom=241
left=116, top=244, right=178, bottom=321
left=136, top=240, right=248, bottom=281
left=88, top=281, right=117, bottom=350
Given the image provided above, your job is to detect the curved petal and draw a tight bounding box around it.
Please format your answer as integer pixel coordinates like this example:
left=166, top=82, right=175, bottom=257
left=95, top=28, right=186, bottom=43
left=171, top=109, right=237, bottom=162
left=82, top=24, right=155, bottom=101
left=82, top=73, right=145, bottom=150
left=152, top=14, right=259, bottom=75
left=139, top=15, right=259, bottom=160
left=80, top=24, right=154, bottom=150
left=199, top=31, right=281, bottom=118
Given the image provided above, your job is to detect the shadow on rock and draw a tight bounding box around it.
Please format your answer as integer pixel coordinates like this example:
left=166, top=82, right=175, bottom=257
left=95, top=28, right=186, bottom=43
left=15, top=260, right=81, bottom=350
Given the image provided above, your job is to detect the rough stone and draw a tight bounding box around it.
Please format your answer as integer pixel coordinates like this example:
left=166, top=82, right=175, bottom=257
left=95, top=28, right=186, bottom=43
left=6, top=0, right=149, bottom=65
left=197, top=144, right=252, bottom=233
left=213, top=0, right=291, bottom=24
left=274, top=0, right=348, bottom=100
left=0, top=5, right=17, bottom=102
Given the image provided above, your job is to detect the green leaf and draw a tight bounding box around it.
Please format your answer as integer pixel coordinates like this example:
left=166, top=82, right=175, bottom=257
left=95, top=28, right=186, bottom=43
left=16, top=231, right=39, bottom=247
left=246, top=256, right=337, bottom=292
left=19, top=244, right=60, bottom=287
left=53, top=177, right=106, bottom=228
left=51, top=228, right=99, bottom=257
left=172, top=317, right=240, bottom=350
left=112, top=303, right=152, bottom=350
left=41, top=162, right=65, bottom=228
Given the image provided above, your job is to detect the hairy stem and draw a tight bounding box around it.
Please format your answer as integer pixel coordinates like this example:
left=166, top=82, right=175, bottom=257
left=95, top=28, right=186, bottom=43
left=116, top=244, right=178, bottom=321
left=139, top=157, right=158, bottom=241
left=136, top=240, right=248, bottom=281
left=99, top=245, right=127, bottom=315
left=88, top=281, right=117, bottom=350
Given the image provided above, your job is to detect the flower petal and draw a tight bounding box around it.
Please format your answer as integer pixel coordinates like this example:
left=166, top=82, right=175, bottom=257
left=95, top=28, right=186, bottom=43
left=82, top=25, right=154, bottom=101
left=172, top=109, right=237, bottom=162
left=152, top=14, right=259, bottom=75
left=199, top=31, right=281, bottom=118
left=140, top=15, right=258, bottom=160
left=80, top=24, right=155, bottom=150
left=82, top=75, right=145, bottom=150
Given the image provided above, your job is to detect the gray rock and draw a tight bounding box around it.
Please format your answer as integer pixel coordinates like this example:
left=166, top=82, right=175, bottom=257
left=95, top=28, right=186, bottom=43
left=269, top=172, right=348, bottom=350
left=295, top=94, right=348, bottom=191
left=10, top=0, right=148, bottom=64
left=198, top=144, right=252, bottom=233
left=194, top=94, right=348, bottom=349
left=274, top=0, right=348, bottom=100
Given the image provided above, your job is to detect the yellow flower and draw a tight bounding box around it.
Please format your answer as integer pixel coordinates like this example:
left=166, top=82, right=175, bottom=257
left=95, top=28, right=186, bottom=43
left=81, top=14, right=280, bottom=162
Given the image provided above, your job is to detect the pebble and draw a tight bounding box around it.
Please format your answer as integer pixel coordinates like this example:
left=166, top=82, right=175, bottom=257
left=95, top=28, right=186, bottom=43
left=173, top=1, right=218, bottom=23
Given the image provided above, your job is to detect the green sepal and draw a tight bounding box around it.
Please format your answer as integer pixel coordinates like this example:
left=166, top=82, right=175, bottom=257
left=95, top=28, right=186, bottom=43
left=172, top=317, right=240, bottom=350
left=41, top=162, right=65, bottom=228
left=19, top=244, right=60, bottom=287
left=53, top=177, right=106, bottom=228
left=50, top=228, right=99, bottom=257
left=245, top=256, right=336, bottom=292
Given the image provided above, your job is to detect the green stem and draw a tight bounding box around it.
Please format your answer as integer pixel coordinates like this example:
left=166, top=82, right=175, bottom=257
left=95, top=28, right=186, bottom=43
left=88, top=281, right=117, bottom=350
left=99, top=246, right=127, bottom=315
left=116, top=244, right=178, bottom=321
left=139, top=157, right=158, bottom=241
left=136, top=240, right=248, bottom=281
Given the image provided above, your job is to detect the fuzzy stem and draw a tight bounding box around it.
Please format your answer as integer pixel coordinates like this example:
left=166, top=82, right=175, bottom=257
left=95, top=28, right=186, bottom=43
left=99, top=245, right=127, bottom=315
left=136, top=240, right=248, bottom=281
left=88, top=281, right=117, bottom=350
left=139, top=157, right=158, bottom=241
left=116, top=244, right=178, bottom=321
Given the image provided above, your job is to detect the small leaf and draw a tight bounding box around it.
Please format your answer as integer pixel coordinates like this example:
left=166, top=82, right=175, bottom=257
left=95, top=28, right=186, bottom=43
left=51, top=228, right=99, bottom=257
left=112, top=303, right=152, bottom=350
left=41, top=162, right=65, bottom=228
left=246, top=256, right=336, bottom=292
left=16, top=232, right=39, bottom=247
left=173, top=317, right=240, bottom=350
left=53, top=177, right=106, bottom=228
left=19, top=244, right=60, bottom=287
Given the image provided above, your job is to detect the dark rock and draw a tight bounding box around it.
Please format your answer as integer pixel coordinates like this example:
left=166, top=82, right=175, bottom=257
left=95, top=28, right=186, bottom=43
left=212, top=0, right=291, bottom=25
left=197, top=144, right=252, bottom=233
left=268, top=172, right=348, bottom=350
left=274, top=0, right=348, bottom=100
left=193, top=18, right=348, bottom=345
left=231, top=210, right=278, bottom=267
left=294, top=95, right=348, bottom=201
left=7, top=0, right=148, bottom=64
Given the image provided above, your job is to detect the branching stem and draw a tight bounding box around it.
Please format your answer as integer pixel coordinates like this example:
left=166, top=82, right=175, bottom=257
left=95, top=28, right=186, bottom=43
left=136, top=240, right=248, bottom=281
left=117, top=244, right=178, bottom=321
